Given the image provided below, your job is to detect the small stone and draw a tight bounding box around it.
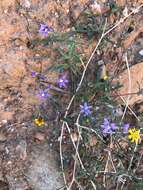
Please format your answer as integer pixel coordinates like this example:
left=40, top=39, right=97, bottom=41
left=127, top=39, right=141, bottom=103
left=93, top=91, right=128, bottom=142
left=139, top=49, right=143, bottom=56
left=98, top=60, right=104, bottom=66
left=22, top=0, right=31, bottom=8
left=71, top=133, right=78, bottom=142
left=4, top=9, right=8, bottom=14
left=16, top=140, right=27, bottom=160
left=90, top=1, right=102, bottom=14
left=35, top=54, right=40, bottom=57
left=113, top=107, right=123, bottom=117
left=7, top=161, right=12, bottom=165
left=1, top=120, right=7, bottom=124
left=0, top=133, right=7, bottom=142
left=35, top=132, right=45, bottom=142
left=5, top=147, right=9, bottom=154
left=123, top=7, right=128, bottom=17
left=113, top=62, right=143, bottom=105
left=89, top=136, right=97, bottom=146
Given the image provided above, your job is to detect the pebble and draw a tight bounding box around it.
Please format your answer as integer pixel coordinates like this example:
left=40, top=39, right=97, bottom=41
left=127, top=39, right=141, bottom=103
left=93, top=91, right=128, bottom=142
left=139, top=49, right=143, bottom=56
left=98, top=60, right=104, bottom=66
left=0, top=133, right=7, bottom=142
left=16, top=140, right=27, bottom=160
left=35, top=132, right=45, bottom=142
left=1, top=120, right=7, bottom=124
left=23, top=0, right=31, bottom=8
left=4, top=9, right=8, bottom=14
left=71, top=133, right=78, bottom=142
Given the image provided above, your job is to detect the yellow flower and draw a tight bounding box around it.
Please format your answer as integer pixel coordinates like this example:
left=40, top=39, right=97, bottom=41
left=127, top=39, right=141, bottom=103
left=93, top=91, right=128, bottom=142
left=34, top=117, right=45, bottom=126
left=103, top=75, right=108, bottom=80
left=128, top=128, right=141, bottom=144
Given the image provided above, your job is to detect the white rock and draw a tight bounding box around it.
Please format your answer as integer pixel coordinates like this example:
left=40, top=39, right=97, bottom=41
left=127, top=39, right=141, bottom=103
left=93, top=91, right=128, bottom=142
left=139, top=49, right=143, bottom=56
left=123, top=7, right=128, bottom=17
left=23, top=0, right=31, bottom=8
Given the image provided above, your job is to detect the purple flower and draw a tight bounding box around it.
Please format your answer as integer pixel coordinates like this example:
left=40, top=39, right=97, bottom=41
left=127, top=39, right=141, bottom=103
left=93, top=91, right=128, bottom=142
left=101, top=118, right=118, bottom=135
left=37, top=85, right=52, bottom=100
left=39, top=23, right=54, bottom=36
left=57, top=75, right=69, bottom=88
left=31, top=71, right=45, bottom=80
left=31, top=71, right=37, bottom=77
left=123, top=123, right=130, bottom=134
left=39, top=74, right=45, bottom=80
left=80, top=102, right=92, bottom=116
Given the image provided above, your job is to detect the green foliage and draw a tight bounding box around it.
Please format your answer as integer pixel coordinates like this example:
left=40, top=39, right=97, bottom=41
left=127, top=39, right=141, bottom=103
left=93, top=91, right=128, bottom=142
left=109, top=2, right=121, bottom=14
left=40, top=32, right=76, bottom=46
left=50, top=40, right=81, bottom=75
left=75, top=12, right=105, bottom=39
left=27, top=31, right=76, bottom=48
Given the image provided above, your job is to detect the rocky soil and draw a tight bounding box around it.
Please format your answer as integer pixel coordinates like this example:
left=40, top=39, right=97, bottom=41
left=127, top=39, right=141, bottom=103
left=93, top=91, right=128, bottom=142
left=0, top=0, right=143, bottom=190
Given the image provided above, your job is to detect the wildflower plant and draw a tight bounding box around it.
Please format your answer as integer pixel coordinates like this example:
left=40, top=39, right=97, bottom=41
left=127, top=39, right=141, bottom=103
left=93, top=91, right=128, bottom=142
left=34, top=117, right=45, bottom=126
left=39, top=23, right=54, bottom=36
left=31, top=71, right=37, bottom=78
left=31, top=71, right=45, bottom=80
left=37, top=85, right=52, bottom=100
left=123, top=123, right=130, bottom=133
left=128, top=128, right=141, bottom=144
left=31, top=9, right=143, bottom=190
left=38, top=88, right=51, bottom=100
left=57, top=75, right=69, bottom=88
left=101, top=118, right=118, bottom=135
left=80, top=102, right=92, bottom=117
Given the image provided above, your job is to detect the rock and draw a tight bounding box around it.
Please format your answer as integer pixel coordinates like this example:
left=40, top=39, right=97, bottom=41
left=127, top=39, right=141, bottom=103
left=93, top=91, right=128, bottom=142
left=139, top=49, right=143, bottom=56
left=1, top=120, right=8, bottom=124
left=71, top=132, right=78, bottom=142
left=0, top=132, right=7, bottom=142
left=114, top=62, right=143, bottom=105
left=26, top=144, right=63, bottom=190
left=21, top=0, right=31, bottom=8
left=16, top=140, right=27, bottom=161
left=90, top=0, right=109, bottom=15
left=123, top=26, right=143, bottom=49
left=3, top=142, right=63, bottom=190
left=35, top=132, right=45, bottom=142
